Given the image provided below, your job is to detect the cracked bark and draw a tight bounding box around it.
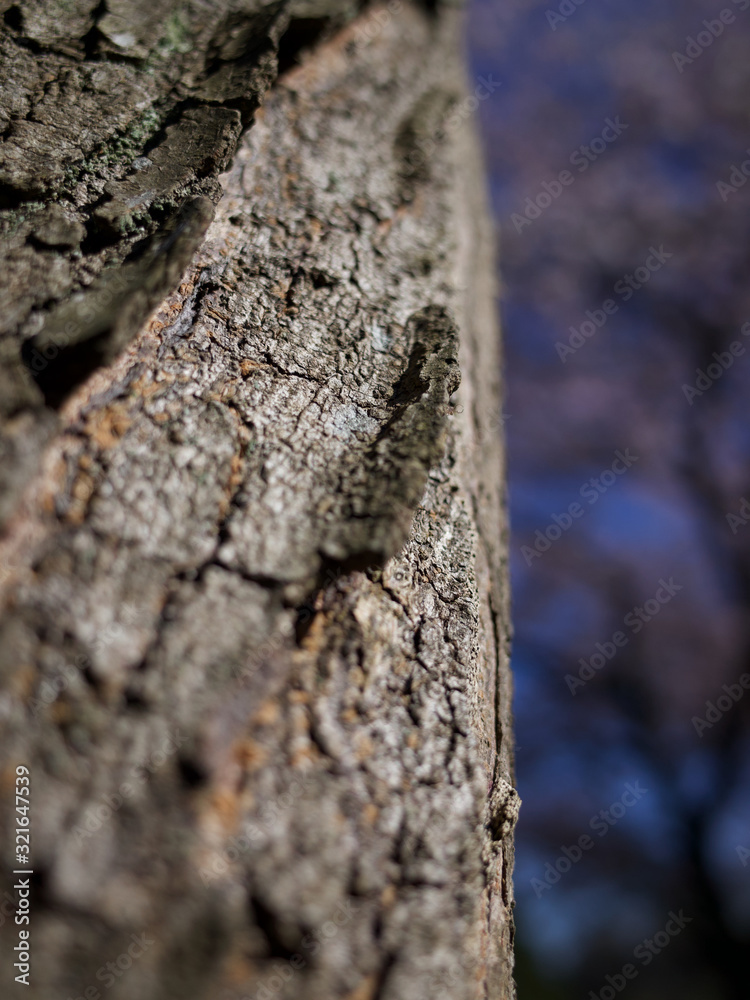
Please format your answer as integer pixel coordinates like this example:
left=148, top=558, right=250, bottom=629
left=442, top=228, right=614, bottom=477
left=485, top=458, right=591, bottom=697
left=0, top=2, right=516, bottom=999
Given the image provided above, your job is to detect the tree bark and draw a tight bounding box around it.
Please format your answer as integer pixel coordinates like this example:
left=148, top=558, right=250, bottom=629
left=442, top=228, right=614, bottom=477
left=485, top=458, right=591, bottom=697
left=0, top=2, right=517, bottom=999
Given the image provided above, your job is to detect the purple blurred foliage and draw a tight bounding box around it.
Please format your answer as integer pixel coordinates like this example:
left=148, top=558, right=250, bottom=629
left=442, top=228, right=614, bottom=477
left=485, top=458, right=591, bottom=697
left=467, top=0, right=750, bottom=996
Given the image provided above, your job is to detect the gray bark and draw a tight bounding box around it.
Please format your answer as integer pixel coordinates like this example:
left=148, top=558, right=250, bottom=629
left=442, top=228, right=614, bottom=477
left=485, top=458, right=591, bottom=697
left=0, top=2, right=517, bottom=999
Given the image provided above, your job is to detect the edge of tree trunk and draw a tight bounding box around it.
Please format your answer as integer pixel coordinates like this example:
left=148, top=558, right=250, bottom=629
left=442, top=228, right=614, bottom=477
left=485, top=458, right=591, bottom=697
left=0, top=4, right=517, bottom=998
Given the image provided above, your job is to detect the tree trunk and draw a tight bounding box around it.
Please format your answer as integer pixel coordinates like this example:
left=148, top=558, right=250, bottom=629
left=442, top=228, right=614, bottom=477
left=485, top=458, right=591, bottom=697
left=0, top=2, right=517, bottom=998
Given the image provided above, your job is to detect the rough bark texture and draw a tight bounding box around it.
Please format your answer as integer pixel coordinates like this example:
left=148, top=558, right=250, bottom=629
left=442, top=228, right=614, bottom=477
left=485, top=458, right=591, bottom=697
left=0, top=2, right=516, bottom=999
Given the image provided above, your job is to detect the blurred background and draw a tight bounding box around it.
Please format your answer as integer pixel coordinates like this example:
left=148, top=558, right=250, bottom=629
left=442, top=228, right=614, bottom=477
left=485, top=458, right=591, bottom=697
left=467, top=0, right=750, bottom=997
